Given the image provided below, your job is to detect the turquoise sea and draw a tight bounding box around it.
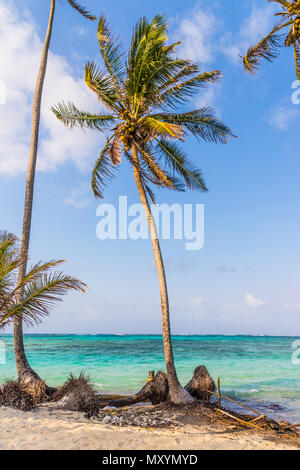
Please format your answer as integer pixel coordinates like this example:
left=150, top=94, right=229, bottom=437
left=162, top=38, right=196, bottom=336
left=0, top=334, right=299, bottom=423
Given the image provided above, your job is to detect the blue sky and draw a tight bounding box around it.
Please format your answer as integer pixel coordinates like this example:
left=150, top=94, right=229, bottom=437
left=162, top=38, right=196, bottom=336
left=0, top=0, right=300, bottom=335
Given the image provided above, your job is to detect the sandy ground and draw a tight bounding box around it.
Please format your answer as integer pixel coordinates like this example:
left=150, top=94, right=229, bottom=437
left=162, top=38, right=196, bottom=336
left=0, top=405, right=299, bottom=450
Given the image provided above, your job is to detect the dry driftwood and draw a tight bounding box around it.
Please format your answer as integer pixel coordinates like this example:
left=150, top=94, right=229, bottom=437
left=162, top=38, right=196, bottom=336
left=107, top=371, right=169, bottom=407
left=107, top=365, right=215, bottom=408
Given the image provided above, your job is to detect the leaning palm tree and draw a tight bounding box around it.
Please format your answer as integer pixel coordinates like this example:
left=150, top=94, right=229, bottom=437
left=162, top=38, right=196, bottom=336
left=243, top=0, right=300, bottom=79
left=52, top=15, right=234, bottom=403
left=15, top=0, right=96, bottom=386
left=0, top=232, right=86, bottom=333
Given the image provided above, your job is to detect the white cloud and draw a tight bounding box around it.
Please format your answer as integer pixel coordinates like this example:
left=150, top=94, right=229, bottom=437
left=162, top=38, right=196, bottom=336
left=63, top=184, right=91, bottom=209
left=244, top=292, right=266, bottom=308
left=173, top=3, right=276, bottom=65
left=171, top=2, right=275, bottom=113
left=283, top=302, right=300, bottom=311
left=190, top=296, right=207, bottom=307
left=196, top=86, right=220, bottom=109
left=268, top=105, right=300, bottom=130
left=220, top=4, right=277, bottom=64
left=0, top=1, right=104, bottom=177
left=174, top=7, right=219, bottom=64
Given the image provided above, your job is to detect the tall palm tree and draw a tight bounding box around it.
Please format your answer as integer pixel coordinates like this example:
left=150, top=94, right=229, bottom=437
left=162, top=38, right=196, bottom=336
left=15, top=0, right=95, bottom=386
left=243, top=0, right=300, bottom=79
left=52, top=15, right=234, bottom=403
left=1, top=232, right=86, bottom=330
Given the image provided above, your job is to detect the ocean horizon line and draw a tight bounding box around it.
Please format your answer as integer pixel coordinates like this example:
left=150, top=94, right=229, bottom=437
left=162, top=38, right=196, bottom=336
left=1, top=333, right=300, bottom=338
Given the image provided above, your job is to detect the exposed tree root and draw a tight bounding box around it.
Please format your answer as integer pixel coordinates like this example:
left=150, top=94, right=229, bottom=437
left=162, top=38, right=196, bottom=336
left=107, top=365, right=215, bottom=408
left=107, top=371, right=169, bottom=408
left=0, top=365, right=215, bottom=417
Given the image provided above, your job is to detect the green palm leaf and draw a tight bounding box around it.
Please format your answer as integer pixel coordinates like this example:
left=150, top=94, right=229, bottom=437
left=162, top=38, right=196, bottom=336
left=158, top=70, right=222, bottom=109
left=243, top=24, right=285, bottom=73
left=85, top=61, right=119, bottom=111
left=51, top=102, right=115, bottom=131
left=154, top=108, right=235, bottom=144
left=97, top=15, right=126, bottom=90
left=135, top=143, right=184, bottom=190
left=3, top=272, right=85, bottom=327
left=156, top=139, right=207, bottom=191
left=0, top=233, right=86, bottom=328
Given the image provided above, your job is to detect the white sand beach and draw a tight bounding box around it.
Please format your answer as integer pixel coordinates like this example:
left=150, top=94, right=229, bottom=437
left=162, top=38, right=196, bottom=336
left=0, top=405, right=298, bottom=450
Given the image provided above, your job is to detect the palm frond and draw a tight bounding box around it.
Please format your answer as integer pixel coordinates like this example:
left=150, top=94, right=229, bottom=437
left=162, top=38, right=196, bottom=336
left=156, top=139, right=207, bottom=191
left=126, top=15, right=169, bottom=109
left=91, top=140, right=119, bottom=198
left=2, top=272, right=86, bottom=327
left=67, top=0, right=96, bottom=21
left=97, top=15, right=126, bottom=89
left=0, top=233, right=86, bottom=329
left=51, top=102, right=115, bottom=131
left=294, top=42, right=300, bottom=79
left=143, top=117, right=184, bottom=139
left=139, top=59, right=193, bottom=106
left=128, top=15, right=168, bottom=73
left=0, top=256, right=64, bottom=312
left=0, top=232, right=18, bottom=256
left=267, top=0, right=290, bottom=4
left=135, top=143, right=179, bottom=190
left=157, top=70, right=222, bottom=108
left=154, top=108, right=234, bottom=144
left=3, top=260, right=65, bottom=310
left=0, top=232, right=19, bottom=306
left=243, top=22, right=289, bottom=73
left=85, top=61, right=119, bottom=111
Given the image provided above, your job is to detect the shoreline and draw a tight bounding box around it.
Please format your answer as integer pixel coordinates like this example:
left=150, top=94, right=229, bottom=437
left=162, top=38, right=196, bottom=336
left=0, top=404, right=298, bottom=450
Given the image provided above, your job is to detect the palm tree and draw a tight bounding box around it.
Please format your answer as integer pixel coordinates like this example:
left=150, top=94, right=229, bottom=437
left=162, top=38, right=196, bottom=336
left=242, top=0, right=300, bottom=79
left=52, top=15, right=234, bottom=403
left=1, top=232, right=86, bottom=330
left=15, top=0, right=95, bottom=386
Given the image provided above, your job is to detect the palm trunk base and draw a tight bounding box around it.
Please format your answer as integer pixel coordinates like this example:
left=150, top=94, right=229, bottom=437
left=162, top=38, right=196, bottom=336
left=18, top=367, right=42, bottom=386
left=18, top=372, right=47, bottom=404
left=168, top=382, right=195, bottom=404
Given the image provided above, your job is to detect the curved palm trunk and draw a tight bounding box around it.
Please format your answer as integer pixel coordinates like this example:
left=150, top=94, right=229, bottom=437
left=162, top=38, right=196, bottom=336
left=132, top=146, right=194, bottom=404
left=14, top=0, right=56, bottom=384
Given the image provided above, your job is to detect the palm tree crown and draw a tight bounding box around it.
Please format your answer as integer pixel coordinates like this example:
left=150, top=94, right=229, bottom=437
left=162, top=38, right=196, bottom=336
left=0, top=233, right=86, bottom=329
left=243, top=0, right=300, bottom=79
left=52, top=15, right=234, bottom=202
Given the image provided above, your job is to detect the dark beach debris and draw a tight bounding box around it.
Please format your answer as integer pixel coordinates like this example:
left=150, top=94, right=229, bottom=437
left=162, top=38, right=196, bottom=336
left=51, top=373, right=101, bottom=418
left=51, top=372, right=93, bottom=402
left=0, top=380, right=36, bottom=411
left=185, top=366, right=216, bottom=401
